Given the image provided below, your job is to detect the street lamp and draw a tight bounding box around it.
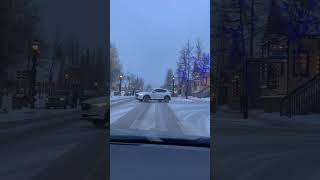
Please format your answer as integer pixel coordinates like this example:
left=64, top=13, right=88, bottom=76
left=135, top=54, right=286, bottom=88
left=94, top=82, right=98, bottom=95
left=65, top=74, right=69, bottom=89
left=29, top=40, right=40, bottom=109
left=172, top=76, right=175, bottom=97
left=119, top=75, right=123, bottom=96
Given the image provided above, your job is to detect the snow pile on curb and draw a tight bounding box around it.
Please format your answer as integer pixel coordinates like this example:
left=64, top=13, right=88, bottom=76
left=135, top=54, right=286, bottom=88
left=110, top=96, right=134, bottom=102
left=169, top=100, right=210, bottom=137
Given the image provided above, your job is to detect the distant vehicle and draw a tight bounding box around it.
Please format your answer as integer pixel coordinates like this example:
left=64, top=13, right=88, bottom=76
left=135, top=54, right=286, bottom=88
left=135, top=88, right=171, bottom=103
left=79, top=90, right=97, bottom=102
left=45, top=90, right=69, bottom=109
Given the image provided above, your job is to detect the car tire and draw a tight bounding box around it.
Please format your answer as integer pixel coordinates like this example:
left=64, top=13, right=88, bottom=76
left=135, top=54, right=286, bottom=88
left=164, top=96, right=170, bottom=103
left=143, top=96, right=150, bottom=102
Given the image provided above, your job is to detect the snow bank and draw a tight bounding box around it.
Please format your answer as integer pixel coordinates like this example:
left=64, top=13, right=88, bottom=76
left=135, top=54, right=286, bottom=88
left=172, top=96, right=210, bottom=104
left=110, top=96, right=134, bottom=102
left=169, top=100, right=210, bottom=137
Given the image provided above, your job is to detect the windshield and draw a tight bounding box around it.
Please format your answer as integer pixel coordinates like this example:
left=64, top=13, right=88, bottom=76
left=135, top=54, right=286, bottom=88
left=110, top=0, right=210, bottom=145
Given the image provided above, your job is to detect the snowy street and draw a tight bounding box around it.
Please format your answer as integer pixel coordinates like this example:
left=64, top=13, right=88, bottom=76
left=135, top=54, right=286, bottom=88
left=214, top=107, right=320, bottom=180
left=0, top=107, right=107, bottom=180
left=110, top=96, right=210, bottom=138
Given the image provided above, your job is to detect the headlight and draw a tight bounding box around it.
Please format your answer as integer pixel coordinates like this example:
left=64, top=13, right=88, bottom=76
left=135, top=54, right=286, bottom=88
left=59, top=98, right=65, bottom=101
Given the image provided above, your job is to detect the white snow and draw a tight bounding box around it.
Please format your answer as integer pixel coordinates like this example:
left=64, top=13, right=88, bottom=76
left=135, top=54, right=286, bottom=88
left=169, top=97, right=210, bottom=137
left=129, top=103, right=156, bottom=131
left=110, top=100, right=137, bottom=124
left=110, top=96, right=134, bottom=102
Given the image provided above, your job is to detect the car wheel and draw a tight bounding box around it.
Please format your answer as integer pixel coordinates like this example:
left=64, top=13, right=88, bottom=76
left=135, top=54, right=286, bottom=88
left=143, top=96, right=150, bottom=102
left=164, top=96, right=170, bottom=103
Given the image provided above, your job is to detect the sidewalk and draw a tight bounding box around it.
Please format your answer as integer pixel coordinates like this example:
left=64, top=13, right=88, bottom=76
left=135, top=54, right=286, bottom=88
left=215, top=105, right=320, bottom=126
left=0, top=108, right=80, bottom=125
left=0, top=107, right=81, bottom=145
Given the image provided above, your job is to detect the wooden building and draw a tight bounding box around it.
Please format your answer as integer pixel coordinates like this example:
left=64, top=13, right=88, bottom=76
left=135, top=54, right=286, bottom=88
left=219, top=0, right=320, bottom=116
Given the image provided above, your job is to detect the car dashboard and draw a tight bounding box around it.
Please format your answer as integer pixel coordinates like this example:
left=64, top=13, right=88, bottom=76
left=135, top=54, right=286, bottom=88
left=110, top=142, right=210, bottom=180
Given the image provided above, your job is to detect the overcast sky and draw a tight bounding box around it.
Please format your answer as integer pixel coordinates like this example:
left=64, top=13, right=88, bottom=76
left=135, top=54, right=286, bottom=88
left=111, top=0, right=210, bottom=87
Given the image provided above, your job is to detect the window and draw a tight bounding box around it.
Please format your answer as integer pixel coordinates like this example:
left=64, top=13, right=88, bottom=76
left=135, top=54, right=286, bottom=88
left=232, top=74, right=240, bottom=97
left=155, top=89, right=166, bottom=93
left=293, top=50, right=309, bottom=77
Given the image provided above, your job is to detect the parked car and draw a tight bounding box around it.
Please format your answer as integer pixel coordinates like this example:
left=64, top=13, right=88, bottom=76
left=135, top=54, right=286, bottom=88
left=45, top=90, right=69, bottom=109
left=79, top=90, right=97, bottom=102
left=135, top=88, right=171, bottom=103
left=80, top=96, right=108, bottom=128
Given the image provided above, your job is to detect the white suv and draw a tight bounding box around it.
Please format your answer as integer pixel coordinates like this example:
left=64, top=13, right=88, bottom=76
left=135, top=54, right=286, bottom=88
left=135, top=88, right=171, bottom=103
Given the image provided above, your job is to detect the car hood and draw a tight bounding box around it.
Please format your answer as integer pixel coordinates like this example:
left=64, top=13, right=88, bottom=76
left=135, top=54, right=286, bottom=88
left=110, top=128, right=209, bottom=145
left=82, top=96, right=108, bottom=106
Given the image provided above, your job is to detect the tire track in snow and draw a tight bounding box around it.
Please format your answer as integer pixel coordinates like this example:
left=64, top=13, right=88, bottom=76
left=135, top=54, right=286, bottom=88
left=111, top=103, right=151, bottom=130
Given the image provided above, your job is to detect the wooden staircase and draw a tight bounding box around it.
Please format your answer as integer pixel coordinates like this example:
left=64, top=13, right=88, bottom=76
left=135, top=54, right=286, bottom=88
left=280, top=74, right=320, bottom=117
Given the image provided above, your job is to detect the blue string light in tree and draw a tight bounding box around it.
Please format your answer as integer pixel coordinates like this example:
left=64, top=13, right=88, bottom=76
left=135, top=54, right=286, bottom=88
left=193, top=53, right=210, bottom=80
left=280, top=0, right=320, bottom=41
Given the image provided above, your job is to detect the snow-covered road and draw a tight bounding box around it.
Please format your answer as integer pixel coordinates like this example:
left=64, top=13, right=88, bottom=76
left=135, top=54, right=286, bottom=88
left=110, top=96, right=210, bottom=137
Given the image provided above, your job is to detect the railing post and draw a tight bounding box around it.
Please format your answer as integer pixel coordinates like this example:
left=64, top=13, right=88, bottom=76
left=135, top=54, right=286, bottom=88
left=288, top=97, right=292, bottom=118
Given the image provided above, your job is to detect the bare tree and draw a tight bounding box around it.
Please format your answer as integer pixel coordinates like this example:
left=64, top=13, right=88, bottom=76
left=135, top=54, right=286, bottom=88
left=110, top=44, right=123, bottom=91
left=163, top=68, right=174, bottom=90
left=176, top=40, right=194, bottom=99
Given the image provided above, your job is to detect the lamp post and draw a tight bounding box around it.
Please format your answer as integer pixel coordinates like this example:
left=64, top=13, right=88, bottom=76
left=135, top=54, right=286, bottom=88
left=119, top=75, right=123, bottom=96
left=30, top=40, right=40, bottom=109
left=94, top=82, right=98, bottom=95
left=65, top=74, right=69, bottom=89
left=172, top=76, right=175, bottom=97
